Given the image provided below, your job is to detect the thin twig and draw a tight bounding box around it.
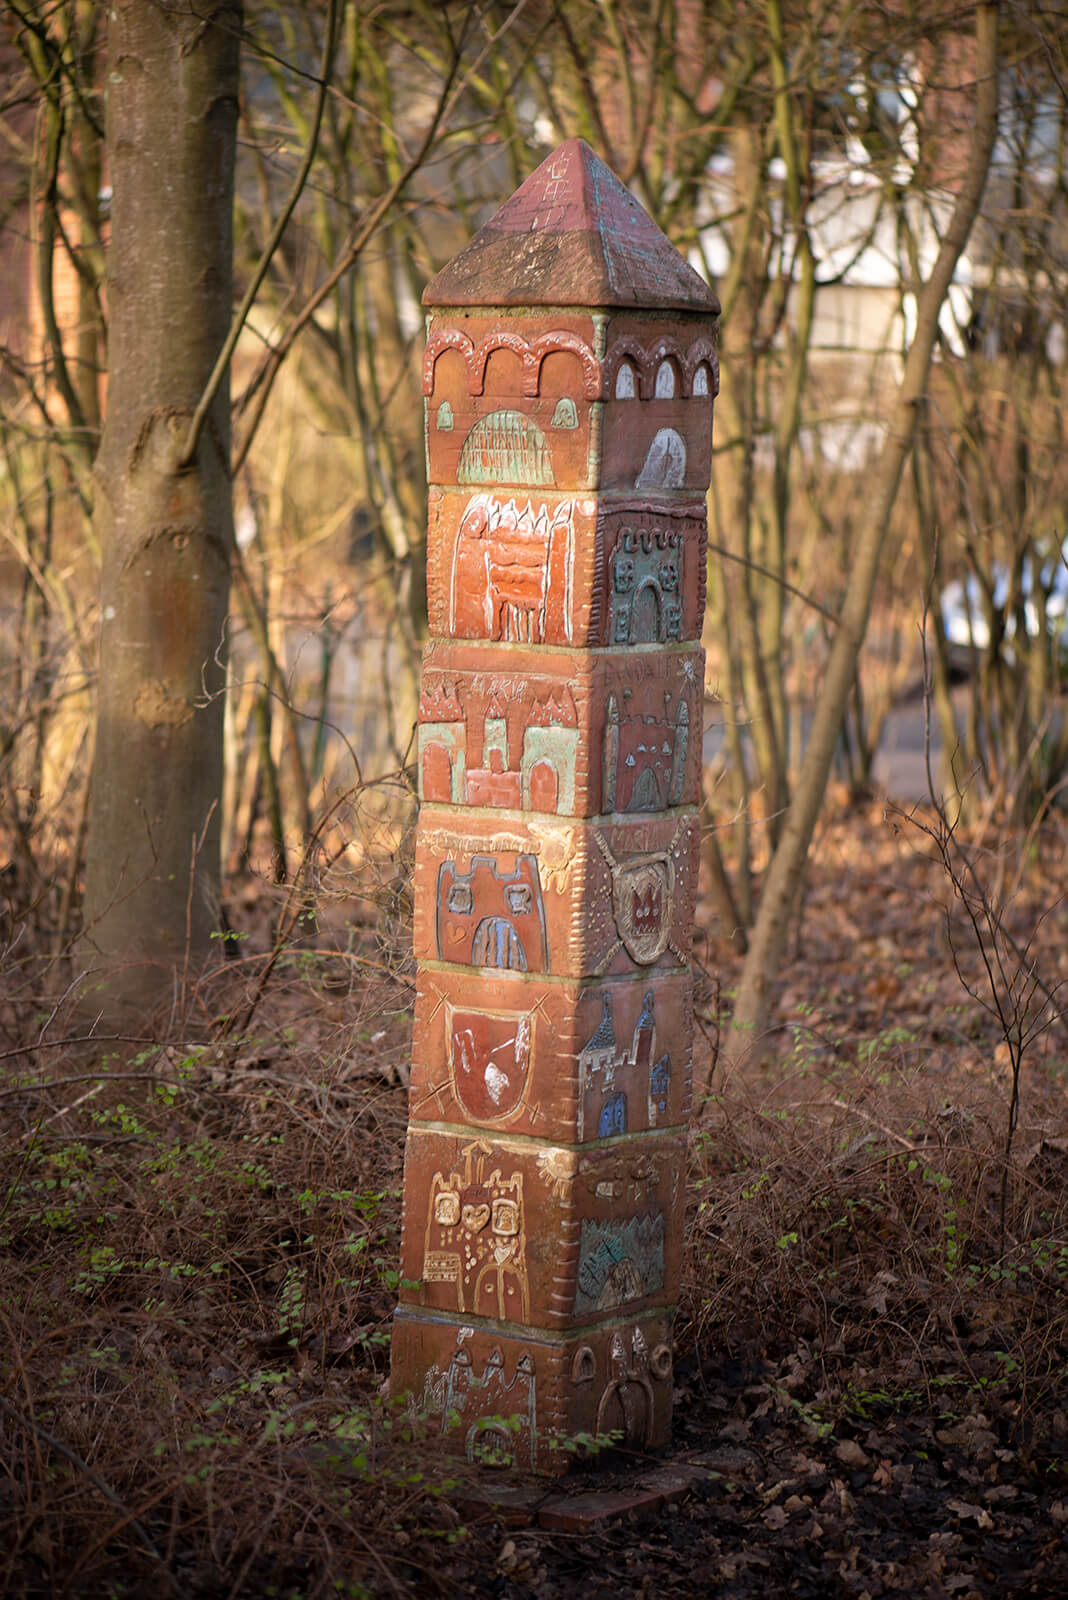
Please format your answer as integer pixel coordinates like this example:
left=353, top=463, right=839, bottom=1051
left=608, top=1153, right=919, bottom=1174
left=0, top=1072, right=205, bottom=1102
left=0, top=1035, right=155, bottom=1063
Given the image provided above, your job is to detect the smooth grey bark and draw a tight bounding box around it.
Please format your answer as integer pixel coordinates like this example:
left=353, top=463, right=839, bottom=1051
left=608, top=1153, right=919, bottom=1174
left=725, top=2, right=1001, bottom=1069
left=80, top=0, right=241, bottom=1021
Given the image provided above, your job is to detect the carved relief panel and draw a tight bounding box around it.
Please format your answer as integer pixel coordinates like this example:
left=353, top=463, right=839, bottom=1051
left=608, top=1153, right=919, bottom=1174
left=595, top=501, right=708, bottom=648
left=426, top=488, right=589, bottom=647
left=392, top=1306, right=675, bottom=1472
left=418, top=639, right=703, bottom=818
left=409, top=968, right=694, bottom=1142
left=426, top=492, right=708, bottom=648
left=414, top=807, right=700, bottom=980
left=424, top=312, right=600, bottom=492
left=599, top=316, right=718, bottom=494
left=398, top=1128, right=686, bottom=1331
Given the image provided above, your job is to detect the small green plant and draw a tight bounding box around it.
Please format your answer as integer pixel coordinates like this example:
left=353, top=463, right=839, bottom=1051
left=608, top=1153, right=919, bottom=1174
left=548, top=1425, right=624, bottom=1458
left=278, top=1264, right=307, bottom=1341
left=906, top=1161, right=968, bottom=1276
left=857, top=1026, right=914, bottom=1067
left=73, top=1245, right=127, bottom=1296
left=774, top=1389, right=834, bottom=1439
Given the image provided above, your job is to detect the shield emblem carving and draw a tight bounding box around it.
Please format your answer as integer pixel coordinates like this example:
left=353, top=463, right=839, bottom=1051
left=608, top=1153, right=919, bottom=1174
left=611, top=854, right=672, bottom=964
left=447, top=1005, right=534, bottom=1122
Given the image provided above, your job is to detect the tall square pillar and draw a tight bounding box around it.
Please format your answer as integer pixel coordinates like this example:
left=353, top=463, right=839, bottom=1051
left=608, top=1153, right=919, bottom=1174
left=392, top=139, right=719, bottom=1472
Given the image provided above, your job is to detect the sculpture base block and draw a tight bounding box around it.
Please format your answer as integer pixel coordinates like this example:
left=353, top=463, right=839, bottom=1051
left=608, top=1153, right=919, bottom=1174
left=391, top=1306, right=674, bottom=1475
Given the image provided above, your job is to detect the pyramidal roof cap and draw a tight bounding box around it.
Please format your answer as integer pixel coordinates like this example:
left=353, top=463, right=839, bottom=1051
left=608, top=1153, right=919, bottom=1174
left=424, top=139, right=719, bottom=314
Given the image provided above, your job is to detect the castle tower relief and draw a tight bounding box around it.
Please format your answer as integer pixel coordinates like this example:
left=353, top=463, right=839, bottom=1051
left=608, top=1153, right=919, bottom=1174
left=392, top=138, right=719, bottom=1472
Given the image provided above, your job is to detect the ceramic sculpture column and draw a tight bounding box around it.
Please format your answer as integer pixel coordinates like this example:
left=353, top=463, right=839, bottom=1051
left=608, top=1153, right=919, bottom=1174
left=391, top=139, right=719, bottom=1472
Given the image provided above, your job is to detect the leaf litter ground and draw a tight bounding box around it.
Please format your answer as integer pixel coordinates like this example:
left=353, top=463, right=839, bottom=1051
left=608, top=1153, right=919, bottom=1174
left=1, top=797, right=1066, bottom=1597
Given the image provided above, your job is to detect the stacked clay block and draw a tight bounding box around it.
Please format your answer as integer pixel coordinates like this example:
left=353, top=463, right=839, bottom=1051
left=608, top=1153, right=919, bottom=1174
left=391, top=139, right=719, bottom=1472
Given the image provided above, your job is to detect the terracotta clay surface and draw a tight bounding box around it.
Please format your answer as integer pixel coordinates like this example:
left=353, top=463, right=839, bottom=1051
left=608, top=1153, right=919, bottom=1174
left=391, top=1307, right=675, bottom=1475
left=398, top=1127, right=685, bottom=1330
left=425, top=491, right=708, bottom=649
left=414, top=807, right=700, bottom=980
left=418, top=639, right=704, bottom=817
left=409, top=967, right=693, bottom=1142
left=422, top=139, right=718, bottom=313
left=393, top=136, right=717, bottom=1470
left=423, top=311, right=718, bottom=496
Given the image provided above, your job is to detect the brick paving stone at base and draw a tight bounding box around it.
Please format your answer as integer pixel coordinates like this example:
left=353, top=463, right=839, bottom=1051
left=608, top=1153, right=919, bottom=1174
left=538, top=1483, right=670, bottom=1531
left=452, top=1482, right=549, bottom=1528
left=636, top=1462, right=715, bottom=1502
left=537, top=1462, right=714, bottom=1530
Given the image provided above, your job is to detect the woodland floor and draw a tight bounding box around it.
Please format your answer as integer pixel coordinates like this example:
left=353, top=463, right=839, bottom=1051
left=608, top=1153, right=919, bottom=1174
left=2, top=793, right=1067, bottom=1598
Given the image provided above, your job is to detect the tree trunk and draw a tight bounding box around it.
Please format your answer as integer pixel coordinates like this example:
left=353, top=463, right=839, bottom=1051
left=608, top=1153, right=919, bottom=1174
left=79, top=1, right=241, bottom=1023
left=724, top=2, right=1001, bottom=1069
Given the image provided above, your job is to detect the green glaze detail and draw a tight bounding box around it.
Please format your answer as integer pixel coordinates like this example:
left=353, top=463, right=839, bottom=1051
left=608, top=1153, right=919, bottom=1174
left=586, top=399, right=603, bottom=487
left=669, top=700, right=689, bottom=805
left=574, top=1213, right=665, bottom=1315
left=521, top=725, right=578, bottom=812
left=457, top=410, right=554, bottom=486
left=483, top=717, right=507, bottom=768
left=419, top=723, right=466, bottom=803
left=610, top=528, right=683, bottom=644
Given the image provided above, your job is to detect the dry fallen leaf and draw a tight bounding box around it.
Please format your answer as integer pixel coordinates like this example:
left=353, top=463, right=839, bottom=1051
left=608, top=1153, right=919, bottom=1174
left=946, top=1499, right=994, bottom=1530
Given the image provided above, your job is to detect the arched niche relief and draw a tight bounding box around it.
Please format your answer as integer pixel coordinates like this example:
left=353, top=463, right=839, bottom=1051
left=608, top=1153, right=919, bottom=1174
left=654, top=359, right=677, bottom=399
left=527, top=758, right=560, bottom=812
left=421, top=741, right=453, bottom=803
left=571, top=1346, right=596, bottom=1385
left=426, top=344, right=470, bottom=400
left=537, top=344, right=594, bottom=416
left=422, top=328, right=473, bottom=396
left=481, top=344, right=526, bottom=400
left=631, top=580, right=662, bottom=643
left=528, top=334, right=601, bottom=401
left=436, top=400, right=454, bottom=431
left=468, top=331, right=531, bottom=397
left=614, top=361, right=638, bottom=399
left=682, top=340, right=718, bottom=399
